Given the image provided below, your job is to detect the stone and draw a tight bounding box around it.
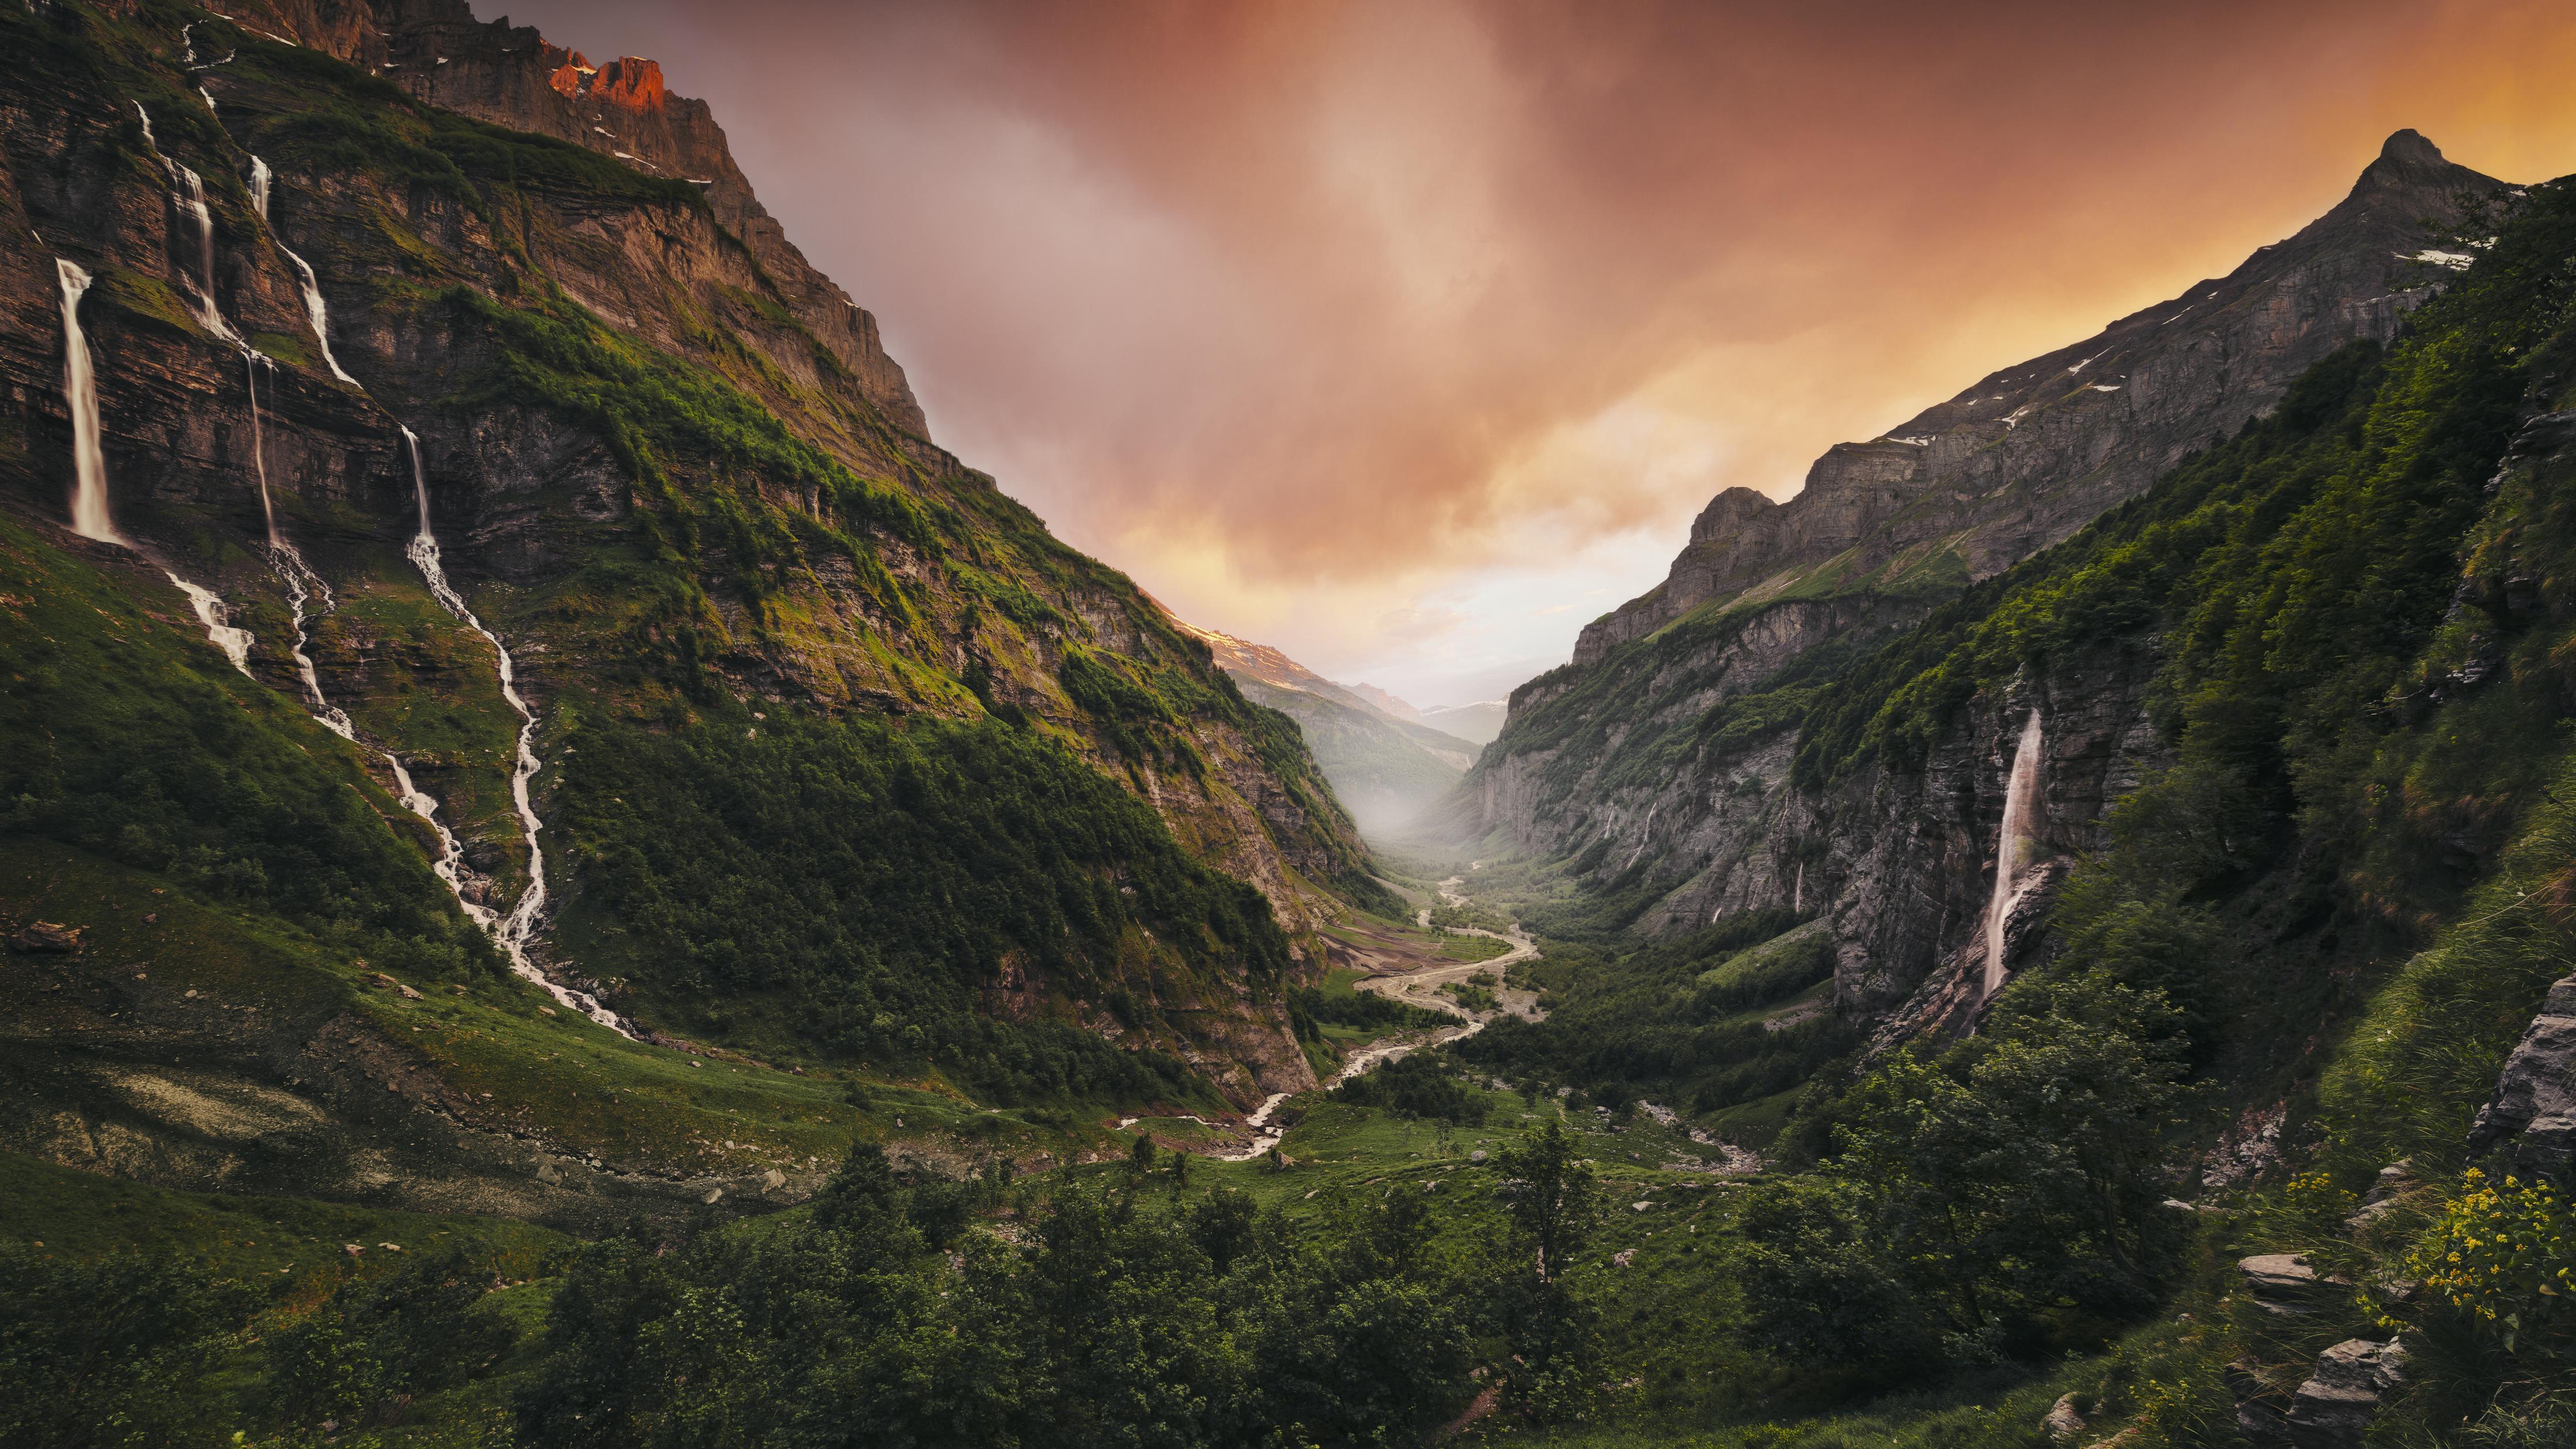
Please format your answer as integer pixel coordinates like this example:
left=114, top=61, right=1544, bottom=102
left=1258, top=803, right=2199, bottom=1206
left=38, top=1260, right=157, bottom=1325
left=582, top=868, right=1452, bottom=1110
left=1469, top=1149, right=1488, bottom=1163
left=367, top=971, right=423, bottom=1000
left=2285, top=1338, right=2407, bottom=1449
left=2467, top=974, right=2576, bottom=1183
left=8, top=921, right=81, bottom=954
left=2045, top=1393, right=2087, bottom=1440
left=2237, top=1254, right=2348, bottom=1318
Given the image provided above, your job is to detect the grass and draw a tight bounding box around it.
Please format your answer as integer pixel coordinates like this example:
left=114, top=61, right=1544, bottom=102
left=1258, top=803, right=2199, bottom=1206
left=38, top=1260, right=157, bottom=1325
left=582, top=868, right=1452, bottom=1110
left=0, top=1149, right=561, bottom=1286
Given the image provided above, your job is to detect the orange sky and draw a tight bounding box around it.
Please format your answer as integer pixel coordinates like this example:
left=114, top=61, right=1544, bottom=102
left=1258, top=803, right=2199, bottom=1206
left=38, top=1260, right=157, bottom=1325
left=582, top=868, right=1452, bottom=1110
left=518, top=0, right=2576, bottom=705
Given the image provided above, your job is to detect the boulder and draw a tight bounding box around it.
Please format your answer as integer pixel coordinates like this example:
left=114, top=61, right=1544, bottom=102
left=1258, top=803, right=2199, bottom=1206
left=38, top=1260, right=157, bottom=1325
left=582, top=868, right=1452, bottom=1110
left=2045, top=1393, right=2087, bottom=1441
left=2285, top=1338, right=2407, bottom=1449
left=8, top=921, right=81, bottom=954
left=2238, top=1253, right=2345, bottom=1315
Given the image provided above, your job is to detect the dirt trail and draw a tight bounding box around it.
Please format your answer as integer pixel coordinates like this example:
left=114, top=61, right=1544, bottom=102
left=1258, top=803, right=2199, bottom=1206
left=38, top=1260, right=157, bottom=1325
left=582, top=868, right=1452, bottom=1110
left=1211, top=871, right=1544, bottom=1161
left=1356, top=873, right=1542, bottom=1023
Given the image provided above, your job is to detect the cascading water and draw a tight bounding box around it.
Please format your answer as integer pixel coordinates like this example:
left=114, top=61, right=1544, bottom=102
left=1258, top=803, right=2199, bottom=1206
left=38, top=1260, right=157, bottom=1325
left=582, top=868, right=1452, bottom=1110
left=133, top=104, right=239, bottom=345
left=403, top=428, right=631, bottom=1036
left=165, top=573, right=255, bottom=676
left=272, top=549, right=354, bottom=739
left=57, top=260, right=118, bottom=544
left=247, top=154, right=360, bottom=388
left=1980, top=709, right=2045, bottom=998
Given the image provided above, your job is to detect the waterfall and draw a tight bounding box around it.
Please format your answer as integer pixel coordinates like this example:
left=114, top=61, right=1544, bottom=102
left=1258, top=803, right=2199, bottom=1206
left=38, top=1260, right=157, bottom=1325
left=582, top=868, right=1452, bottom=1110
left=281, top=248, right=358, bottom=385
left=245, top=353, right=280, bottom=547
left=382, top=751, right=486, bottom=926
left=271, top=547, right=354, bottom=739
left=132, top=104, right=239, bottom=345
left=246, top=153, right=359, bottom=385
left=403, top=429, right=632, bottom=1036
left=59, top=257, right=253, bottom=672
left=1980, top=709, right=2045, bottom=998
left=164, top=573, right=255, bottom=676
left=57, top=260, right=119, bottom=543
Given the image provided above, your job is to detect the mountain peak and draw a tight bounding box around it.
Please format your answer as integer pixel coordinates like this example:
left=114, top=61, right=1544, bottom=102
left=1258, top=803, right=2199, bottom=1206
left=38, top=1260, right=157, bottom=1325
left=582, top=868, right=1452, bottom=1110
left=2381, top=128, right=2445, bottom=165
left=2351, top=128, right=2467, bottom=196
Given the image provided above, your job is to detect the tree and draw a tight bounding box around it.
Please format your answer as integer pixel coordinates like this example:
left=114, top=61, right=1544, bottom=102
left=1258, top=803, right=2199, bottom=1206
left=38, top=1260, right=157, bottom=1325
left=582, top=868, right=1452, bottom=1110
left=1493, top=1118, right=1599, bottom=1282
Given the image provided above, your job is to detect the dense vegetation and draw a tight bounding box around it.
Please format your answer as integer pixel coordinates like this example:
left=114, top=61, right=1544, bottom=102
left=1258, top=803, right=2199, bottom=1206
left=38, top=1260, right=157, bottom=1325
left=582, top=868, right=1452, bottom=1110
left=554, top=709, right=1283, bottom=1103
left=6, top=1126, right=1617, bottom=1449
left=1456, top=911, right=1852, bottom=1125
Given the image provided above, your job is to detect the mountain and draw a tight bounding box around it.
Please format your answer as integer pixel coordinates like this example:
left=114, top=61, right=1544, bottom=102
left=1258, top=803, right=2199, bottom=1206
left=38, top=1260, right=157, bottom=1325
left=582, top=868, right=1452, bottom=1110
left=1450, top=131, right=2506, bottom=951
left=1416, top=699, right=1507, bottom=745
left=1348, top=682, right=1420, bottom=720
left=1573, top=130, right=2499, bottom=668
left=1449, top=157, right=2576, bottom=1442
left=1166, top=614, right=1478, bottom=834
left=0, top=0, right=1385, bottom=1219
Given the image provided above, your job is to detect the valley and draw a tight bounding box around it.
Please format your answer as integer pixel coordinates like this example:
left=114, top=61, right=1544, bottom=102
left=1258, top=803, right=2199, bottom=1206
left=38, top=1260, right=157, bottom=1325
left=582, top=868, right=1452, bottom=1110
left=6, top=3, right=2576, bottom=1448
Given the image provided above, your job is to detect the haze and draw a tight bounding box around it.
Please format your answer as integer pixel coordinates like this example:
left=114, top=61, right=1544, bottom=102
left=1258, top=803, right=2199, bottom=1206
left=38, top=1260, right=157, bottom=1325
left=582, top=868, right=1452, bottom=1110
left=508, top=0, right=2576, bottom=707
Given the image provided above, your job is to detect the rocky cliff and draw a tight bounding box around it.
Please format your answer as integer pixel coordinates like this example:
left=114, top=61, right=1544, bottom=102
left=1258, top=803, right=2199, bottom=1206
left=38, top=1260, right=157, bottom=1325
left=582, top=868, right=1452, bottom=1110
left=1448, top=131, right=2518, bottom=1040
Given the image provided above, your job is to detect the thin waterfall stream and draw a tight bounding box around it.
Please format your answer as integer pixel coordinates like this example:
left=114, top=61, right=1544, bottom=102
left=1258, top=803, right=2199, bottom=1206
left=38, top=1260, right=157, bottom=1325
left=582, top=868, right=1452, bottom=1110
left=1980, top=709, right=2045, bottom=998
left=405, top=429, right=632, bottom=1036
left=247, top=153, right=359, bottom=385
left=132, top=104, right=240, bottom=346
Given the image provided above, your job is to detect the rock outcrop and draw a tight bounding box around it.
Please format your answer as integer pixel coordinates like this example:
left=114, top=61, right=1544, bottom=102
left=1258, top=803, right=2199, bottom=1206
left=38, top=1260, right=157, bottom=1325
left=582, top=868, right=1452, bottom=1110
left=2286, top=1338, right=2408, bottom=1449
left=350, top=0, right=929, bottom=436
left=2467, top=973, right=2576, bottom=1182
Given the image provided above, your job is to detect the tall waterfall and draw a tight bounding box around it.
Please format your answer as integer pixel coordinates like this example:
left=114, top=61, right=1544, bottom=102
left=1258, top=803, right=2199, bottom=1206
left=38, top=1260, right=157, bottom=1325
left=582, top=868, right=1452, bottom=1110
left=245, top=354, right=279, bottom=547
left=249, top=153, right=360, bottom=386
left=1980, top=709, right=2045, bottom=998
left=59, top=255, right=253, bottom=671
left=403, top=429, right=631, bottom=1036
left=57, top=260, right=118, bottom=544
left=133, top=104, right=239, bottom=345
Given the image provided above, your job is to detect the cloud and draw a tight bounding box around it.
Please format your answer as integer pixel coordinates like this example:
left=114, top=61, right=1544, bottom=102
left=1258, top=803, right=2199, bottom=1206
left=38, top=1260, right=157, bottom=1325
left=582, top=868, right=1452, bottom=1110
left=512, top=0, right=2576, bottom=698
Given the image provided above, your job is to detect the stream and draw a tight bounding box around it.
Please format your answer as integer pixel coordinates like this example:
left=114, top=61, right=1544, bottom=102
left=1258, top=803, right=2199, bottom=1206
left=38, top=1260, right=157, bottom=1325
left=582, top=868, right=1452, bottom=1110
left=1213, top=868, right=1541, bottom=1162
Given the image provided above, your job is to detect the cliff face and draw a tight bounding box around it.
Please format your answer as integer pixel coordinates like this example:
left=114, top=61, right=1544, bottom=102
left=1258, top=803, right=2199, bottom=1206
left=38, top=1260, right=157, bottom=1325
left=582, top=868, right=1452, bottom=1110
left=1446, top=131, right=2517, bottom=1039
left=0, top=0, right=1372, bottom=1170
left=1572, top=130, right=2503, bottom=667
left=359, top=0, right=929, bottom=438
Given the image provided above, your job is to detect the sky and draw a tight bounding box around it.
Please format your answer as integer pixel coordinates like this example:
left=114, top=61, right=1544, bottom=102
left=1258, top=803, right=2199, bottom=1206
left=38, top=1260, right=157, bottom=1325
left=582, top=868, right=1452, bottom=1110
left=510, top=0, right=2576, bottom=708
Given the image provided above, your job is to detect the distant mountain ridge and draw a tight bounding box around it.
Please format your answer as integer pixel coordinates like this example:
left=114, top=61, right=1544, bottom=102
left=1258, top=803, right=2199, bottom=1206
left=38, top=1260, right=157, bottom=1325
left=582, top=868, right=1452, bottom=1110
left=1163, top=612, right=1479, bottom=833
left=1418, top=700, right=1507, bottom=746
